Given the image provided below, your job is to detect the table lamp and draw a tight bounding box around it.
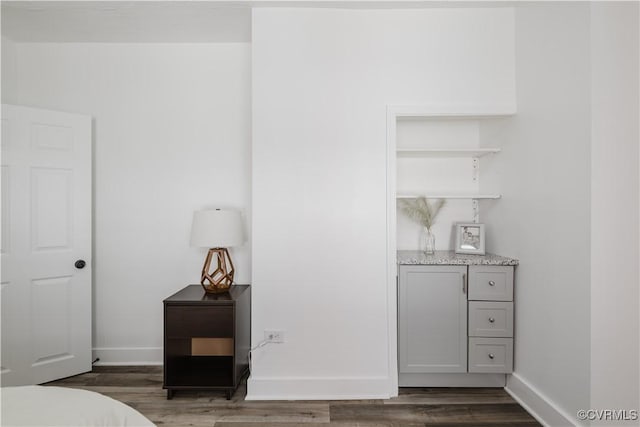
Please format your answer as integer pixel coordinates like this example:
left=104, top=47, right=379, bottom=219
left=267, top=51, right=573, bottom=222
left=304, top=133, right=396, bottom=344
left=190, top=209, right=245, bottom=293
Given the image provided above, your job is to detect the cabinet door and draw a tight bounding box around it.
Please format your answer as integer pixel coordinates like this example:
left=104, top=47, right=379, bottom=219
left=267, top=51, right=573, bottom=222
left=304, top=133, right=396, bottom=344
left=399, top=265, right=467, bottom=373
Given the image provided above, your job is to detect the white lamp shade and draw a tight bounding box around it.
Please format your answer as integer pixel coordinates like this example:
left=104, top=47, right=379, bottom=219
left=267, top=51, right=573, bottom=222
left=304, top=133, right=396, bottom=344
left=190, top=209, right=245, bottom=248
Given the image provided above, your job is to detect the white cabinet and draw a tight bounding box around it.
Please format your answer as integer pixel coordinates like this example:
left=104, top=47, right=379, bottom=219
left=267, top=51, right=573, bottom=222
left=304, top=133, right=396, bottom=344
left=468, top=301, right=513, bottom=338
left=468, top=266, right=514, bottom=301
left=467, top=265, right=514, bottom=374
left=468, top=338, right=513, bottom=373
left=398, top=260, right=515, bottom=386
left=398, top=265, right=467, bottom=374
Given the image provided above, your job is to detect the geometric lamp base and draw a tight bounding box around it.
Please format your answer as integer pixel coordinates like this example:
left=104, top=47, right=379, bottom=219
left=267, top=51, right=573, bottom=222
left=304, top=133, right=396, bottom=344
left=200, top=248, right=235, bottom=294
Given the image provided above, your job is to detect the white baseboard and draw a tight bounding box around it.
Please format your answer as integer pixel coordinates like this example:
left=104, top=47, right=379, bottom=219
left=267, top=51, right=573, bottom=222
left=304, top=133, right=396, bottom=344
left=505, top=373, right=578, bottom=427
left=246, top=376, right=391, bottom=400
left=92, top=347, right=162, bottom=366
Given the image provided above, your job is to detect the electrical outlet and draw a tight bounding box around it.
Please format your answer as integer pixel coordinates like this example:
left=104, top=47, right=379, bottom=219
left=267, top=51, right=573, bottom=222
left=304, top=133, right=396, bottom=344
left=264, top=330, right=285, bottom=343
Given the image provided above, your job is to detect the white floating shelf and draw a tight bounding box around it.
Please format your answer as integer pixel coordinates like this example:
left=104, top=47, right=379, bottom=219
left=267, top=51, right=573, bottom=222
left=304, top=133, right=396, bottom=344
left=397, top=194, right=502, bottom=200
left=396, top=148, right=501, bottom=158
left=388, top=105, right=516, bottom=118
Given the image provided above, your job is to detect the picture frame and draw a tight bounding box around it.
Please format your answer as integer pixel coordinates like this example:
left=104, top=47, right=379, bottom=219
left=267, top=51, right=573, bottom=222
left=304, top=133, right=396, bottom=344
left=454, top=223, right=486, bottom=255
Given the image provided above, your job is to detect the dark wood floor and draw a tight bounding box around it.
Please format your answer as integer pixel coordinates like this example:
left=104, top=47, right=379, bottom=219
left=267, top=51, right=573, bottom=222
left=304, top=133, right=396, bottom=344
left=46, top=366, right=540, bottom=426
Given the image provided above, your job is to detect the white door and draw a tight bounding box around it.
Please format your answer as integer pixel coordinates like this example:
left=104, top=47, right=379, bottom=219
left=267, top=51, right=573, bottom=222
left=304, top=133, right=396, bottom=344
left=1, top=104, right=92, bottom=386
left=398, top=265, right=468, bottom=375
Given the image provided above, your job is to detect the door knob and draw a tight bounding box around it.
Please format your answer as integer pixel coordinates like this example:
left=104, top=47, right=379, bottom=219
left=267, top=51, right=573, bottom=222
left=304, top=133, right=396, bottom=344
left=75, top=260, right=86, bottom=269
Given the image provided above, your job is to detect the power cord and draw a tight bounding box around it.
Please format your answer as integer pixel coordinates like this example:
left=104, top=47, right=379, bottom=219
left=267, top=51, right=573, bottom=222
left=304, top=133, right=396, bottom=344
left=247, top=338, right=276, bottom=376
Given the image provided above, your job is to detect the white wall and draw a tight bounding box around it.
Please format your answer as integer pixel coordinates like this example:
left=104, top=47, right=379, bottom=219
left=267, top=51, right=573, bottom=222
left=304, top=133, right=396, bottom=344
left=1, top=36, right=18, bottom=103
left=481, top=3, right=592, bottom=425
left=590, top=3, right=639, bottom=424
left=5, top=6, right=635, bottom=417
left=251, top=7, right=515, bottom=399
left=2, top=42, right=251, bottom=364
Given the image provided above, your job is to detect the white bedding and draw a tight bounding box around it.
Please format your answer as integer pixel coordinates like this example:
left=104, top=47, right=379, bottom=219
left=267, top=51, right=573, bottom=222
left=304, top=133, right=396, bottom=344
left=1, top=385, right=155, bottom=427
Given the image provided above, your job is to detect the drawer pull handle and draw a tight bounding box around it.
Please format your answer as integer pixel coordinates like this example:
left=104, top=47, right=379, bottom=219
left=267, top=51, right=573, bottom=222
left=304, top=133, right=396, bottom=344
left=488, top=353, right=495, bottom=360
left=488, top=317, right=495, bottom=323
left=488, top=280, right=496, bottom=286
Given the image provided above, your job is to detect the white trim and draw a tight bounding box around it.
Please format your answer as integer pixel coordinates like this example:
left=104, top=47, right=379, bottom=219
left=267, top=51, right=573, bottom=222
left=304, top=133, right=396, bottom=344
left=385, top=104, right=515, bottom=397
left=396, top=193, right=501, bottom=200
left=387, top=106, right=398, bottom=397
left=388, top=104, right=516, bottom=118
left=385, top=104, right=516, bottom=399
left=246, top=376, right=391, bottom=401
left=505, top=373, right=578, bottom=427
left=92, top=347, right=163, bottom=366
left=386, top=106, right=399, bottom=397
left=396, top=148, right=501, bottom=158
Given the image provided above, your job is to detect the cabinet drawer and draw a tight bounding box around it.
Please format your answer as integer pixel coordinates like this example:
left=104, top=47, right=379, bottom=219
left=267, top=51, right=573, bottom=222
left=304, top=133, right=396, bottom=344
left=166, top=306, right=233, bottom=338
left=468, top=337, right=513, bottom=373
left=468, top=266, right=513, bottom=301
left=468, top=301, right=513, bottom=337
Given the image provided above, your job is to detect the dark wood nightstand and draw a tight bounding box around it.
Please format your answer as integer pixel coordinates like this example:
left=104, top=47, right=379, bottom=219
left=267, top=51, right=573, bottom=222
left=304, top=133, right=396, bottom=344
left=163, top=284, right=250, bottom=400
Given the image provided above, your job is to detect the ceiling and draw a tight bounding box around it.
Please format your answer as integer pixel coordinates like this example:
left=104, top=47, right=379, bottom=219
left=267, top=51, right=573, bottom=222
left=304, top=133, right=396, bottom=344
left=1, top=1, right=513, bottom=43
left=1, top=2, right=253, bottom=42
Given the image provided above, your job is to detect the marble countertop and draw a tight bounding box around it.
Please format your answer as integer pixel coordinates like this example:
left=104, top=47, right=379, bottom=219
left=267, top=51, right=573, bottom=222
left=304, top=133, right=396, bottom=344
left=397, top=250, right=519, bottom=266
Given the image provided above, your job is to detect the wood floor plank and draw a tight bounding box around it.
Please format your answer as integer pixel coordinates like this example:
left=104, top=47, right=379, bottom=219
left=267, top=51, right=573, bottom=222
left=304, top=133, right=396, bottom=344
left=43, top=372, right=101, bottom=385
left=214, top=423, right=402, bottom=427
left=45, top=367, right=540, bottom=426
left=91, top=365, right=163, bottom=374
left=386, top=388, right=516, bottom=405
left=145, top=414, right=217, bottom=427
left=44, top=372, right=162, bottom=387
left=214, top=423, right=539, bottom=427
left=133, top=402, right=330, bottom=425
left=330, top=402, right=539, bottom=425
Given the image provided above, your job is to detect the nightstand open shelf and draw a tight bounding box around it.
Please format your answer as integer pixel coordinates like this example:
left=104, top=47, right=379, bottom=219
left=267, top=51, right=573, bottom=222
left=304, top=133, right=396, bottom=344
left=163, top=285, right=250, bottom=400
left=165, top=355, right=234, bottom=387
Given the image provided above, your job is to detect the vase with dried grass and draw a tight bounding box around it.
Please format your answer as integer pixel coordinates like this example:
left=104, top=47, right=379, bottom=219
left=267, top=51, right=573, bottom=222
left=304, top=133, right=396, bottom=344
left=399, top=197, right=446, bottom=255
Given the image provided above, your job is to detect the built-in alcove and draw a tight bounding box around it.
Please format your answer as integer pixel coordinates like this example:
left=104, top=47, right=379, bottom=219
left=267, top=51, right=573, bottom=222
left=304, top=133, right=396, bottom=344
left=393, top=112, right=512, bottom=251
